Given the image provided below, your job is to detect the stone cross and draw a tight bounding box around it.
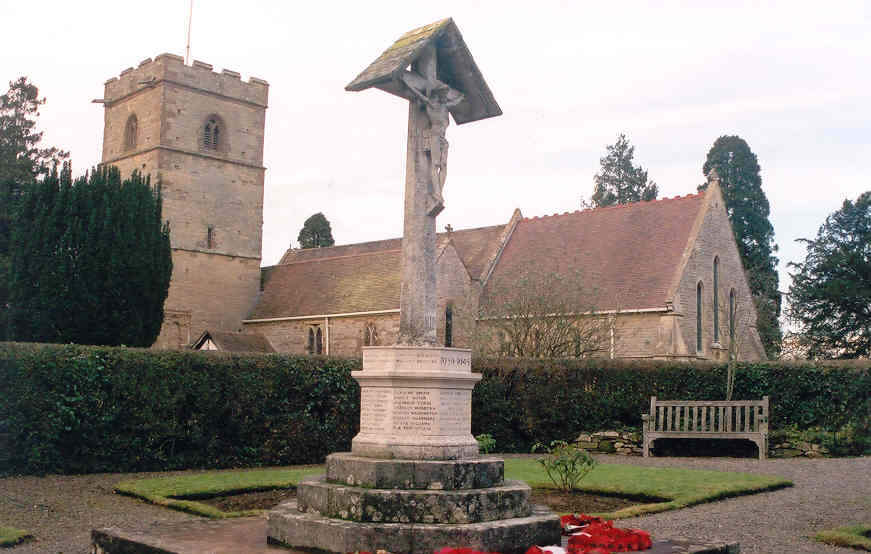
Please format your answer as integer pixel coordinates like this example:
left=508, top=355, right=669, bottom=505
left=346, top=18, right=501, bottom=346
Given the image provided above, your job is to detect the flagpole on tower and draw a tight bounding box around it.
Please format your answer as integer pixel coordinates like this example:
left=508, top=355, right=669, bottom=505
left=185, top=0, right=194, bottom=65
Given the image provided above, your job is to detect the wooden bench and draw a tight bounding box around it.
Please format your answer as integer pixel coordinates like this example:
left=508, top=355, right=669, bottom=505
left=642, top=396, right=769, bottom=460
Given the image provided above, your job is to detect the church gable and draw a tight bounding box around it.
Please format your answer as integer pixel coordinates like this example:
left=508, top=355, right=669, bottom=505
left=671, top=181, right=766, bottom=361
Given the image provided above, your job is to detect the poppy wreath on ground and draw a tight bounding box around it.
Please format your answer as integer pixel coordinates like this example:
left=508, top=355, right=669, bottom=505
left=560, top=514, right=652, bottom=553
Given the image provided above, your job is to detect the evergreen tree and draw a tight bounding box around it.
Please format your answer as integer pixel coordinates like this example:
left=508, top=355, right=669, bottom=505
left=700, top=135, right=781, bottom=358
left=298, top=212, right=335, bottom=249
left=787, top=191, right=871, bottom=359
left=589, top=133, right=658, bottom=208
left=0, top=77, right=68, bottom=339
left=8, top=165, right=171, bottom=346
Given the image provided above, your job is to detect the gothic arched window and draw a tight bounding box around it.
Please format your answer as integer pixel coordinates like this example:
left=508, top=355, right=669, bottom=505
left=202, top=115, right=224, bottom=151
left=444, top=304, right=453, bottom=347
left=307, top=325, right=324, bottom=354
left=713, top=257, right=720, bottom=343
left=124, top=114, right=138, bottom=151
left=697, top=281, right=704, bottom=354
left=363, top=323, right=377, bottom=347
left=729, top=288, right=737, bottom=342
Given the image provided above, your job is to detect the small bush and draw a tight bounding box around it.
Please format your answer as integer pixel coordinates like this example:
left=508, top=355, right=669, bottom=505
left=532, top=440, right=597, bottom=491
left=475, top=433, right=496, bottom=454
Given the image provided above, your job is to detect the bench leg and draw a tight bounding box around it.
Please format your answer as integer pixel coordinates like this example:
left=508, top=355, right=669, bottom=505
left=754, top=437, right=767, bottom=460
left=643, top=436, right=650, bottom=457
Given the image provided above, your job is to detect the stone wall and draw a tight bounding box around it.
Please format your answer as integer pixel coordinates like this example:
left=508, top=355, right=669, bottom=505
left=576, top=429, right=831, bottom=458
left=575, top=430, right=643, bottom=456
left=671, top=184, right=766, bottom=361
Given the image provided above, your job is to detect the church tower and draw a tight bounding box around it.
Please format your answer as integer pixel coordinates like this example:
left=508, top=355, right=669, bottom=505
left=100, top=54, right=269, bottom=348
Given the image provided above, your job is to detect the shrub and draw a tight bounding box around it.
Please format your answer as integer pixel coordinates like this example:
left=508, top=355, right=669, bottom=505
left=532, top=440, right=597, bottom=491
left=475, top=433, right=496, bottom=454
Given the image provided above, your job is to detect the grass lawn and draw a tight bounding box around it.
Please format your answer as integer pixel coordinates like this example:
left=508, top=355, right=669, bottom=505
left=115, top=467, right=323, bottom=518
left=503, top=458, right=791, bottom=519
left=0, top=526, right=33, bottom=547
left=115, top=459, right=791, bottom=520
left=814, top=524, right=871, bottom=551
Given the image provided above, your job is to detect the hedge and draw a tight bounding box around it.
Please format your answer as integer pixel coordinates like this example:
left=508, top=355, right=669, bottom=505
left=470, top=358, right=871, bottom=453
left=0, top=343, right=360, bottom=475
left=1, top=343, right=869, bottom=475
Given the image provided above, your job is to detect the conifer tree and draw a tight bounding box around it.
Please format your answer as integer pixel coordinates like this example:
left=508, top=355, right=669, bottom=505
left=298, top=212, right=335, bottom=249
left=589, top=134, right=658, bottom=208
left=788, top=191, right=871, bottom=359
left=699, top=135, right=781, bottom=358
left=8, top=165, right=171, bottom=346
left=0, top=77, right=68, bottom=338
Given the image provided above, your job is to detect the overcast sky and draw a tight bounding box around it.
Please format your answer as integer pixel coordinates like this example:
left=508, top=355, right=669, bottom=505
left=2, top=1, right=869, bottom=305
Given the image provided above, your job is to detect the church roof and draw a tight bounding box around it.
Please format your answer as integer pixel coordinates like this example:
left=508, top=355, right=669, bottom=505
left=253, top=224, right=508, bottom=319
left=485, top=193, right=706, bottom=312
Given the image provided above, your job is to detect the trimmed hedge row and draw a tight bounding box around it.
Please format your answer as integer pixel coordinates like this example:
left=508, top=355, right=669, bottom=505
left=0, top=343, right=360, bottom=475
left=2, top=343, right=869, bottom=475
left=471, top=358, right=871, bottom=453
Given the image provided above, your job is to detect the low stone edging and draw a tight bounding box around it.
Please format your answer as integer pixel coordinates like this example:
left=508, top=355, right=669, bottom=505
left=575, top=430, right=644, bottom=456
left=576, top=429, right=830, bottom=458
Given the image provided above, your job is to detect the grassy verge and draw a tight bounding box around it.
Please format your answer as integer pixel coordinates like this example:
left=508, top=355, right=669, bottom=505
left=504, top=458, right=792, bottom=519
left=0, top=526, right=33, bottom=547
left=115, top=466, right=323, bottom=518
left=814, top=524, right=871, bottom=551
left=115, top=460, right=791, bottom=521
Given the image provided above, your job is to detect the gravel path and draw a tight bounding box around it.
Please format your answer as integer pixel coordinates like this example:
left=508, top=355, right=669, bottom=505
left=1, top=456, right=869, bottom=553
left=596, top=454, right=871, bottom=554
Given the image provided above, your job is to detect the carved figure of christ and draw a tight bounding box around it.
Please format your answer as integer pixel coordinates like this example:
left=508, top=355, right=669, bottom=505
left=392, top=44, right=463, bottom=345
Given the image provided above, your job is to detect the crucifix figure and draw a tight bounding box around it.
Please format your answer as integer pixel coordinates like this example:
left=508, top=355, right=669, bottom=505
left=399, top=68, right=464, bottom=216
left=346, top=18, right=501, bottom=346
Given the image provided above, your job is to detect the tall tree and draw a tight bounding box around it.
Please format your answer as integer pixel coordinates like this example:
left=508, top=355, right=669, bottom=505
left=298, top=212, right=335, bottom=249
left=787, top=191, right=871, bottom=359
left=8, top=165, right=172, bottom=346
left=700, top=135, right=781, bottom=358
left=0, top=77, right=68, bottom=339
left=589, top=133, right=658, bottom=208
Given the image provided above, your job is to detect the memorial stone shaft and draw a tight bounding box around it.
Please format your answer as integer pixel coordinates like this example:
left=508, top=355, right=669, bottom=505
left=346, top=18, right=501, bottom=346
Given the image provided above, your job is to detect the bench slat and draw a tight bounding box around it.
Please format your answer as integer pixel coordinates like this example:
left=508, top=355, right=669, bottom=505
left=653, top=400, right=767, bottom=407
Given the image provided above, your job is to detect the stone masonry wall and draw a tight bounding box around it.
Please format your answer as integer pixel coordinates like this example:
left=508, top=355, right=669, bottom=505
left=245, top=313, right=401, bottom=356
left=672, top=186, right=766, bottom=361
left=154, top=251, right=262, bottom=349
left=101, top=54, right=268, bottom=348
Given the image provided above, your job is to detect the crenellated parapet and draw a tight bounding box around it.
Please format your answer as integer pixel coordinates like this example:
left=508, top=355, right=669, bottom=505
left=103, top=53, right=268, bottom=107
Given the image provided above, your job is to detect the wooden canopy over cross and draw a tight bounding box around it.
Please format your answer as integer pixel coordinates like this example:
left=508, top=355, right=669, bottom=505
left=346, top=18, right=501, bottom=125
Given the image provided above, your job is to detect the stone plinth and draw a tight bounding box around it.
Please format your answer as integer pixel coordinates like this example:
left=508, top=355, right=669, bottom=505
left=352, top=346, right=481, bottom=460
left=268, top=501, right=559, bottom=554
left=297, top=475, right=532, bottom=524
left=266, top=453, right=561, bottom=553
left=326, top=452, right=504, bottom=490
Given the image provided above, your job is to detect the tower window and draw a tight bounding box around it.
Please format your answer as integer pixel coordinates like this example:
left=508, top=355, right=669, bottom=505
left=124, top=114, right=138, bottom=151
left=202, top=115, right=225, bottom=151
left=206, top=225, right=215, bottom=249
